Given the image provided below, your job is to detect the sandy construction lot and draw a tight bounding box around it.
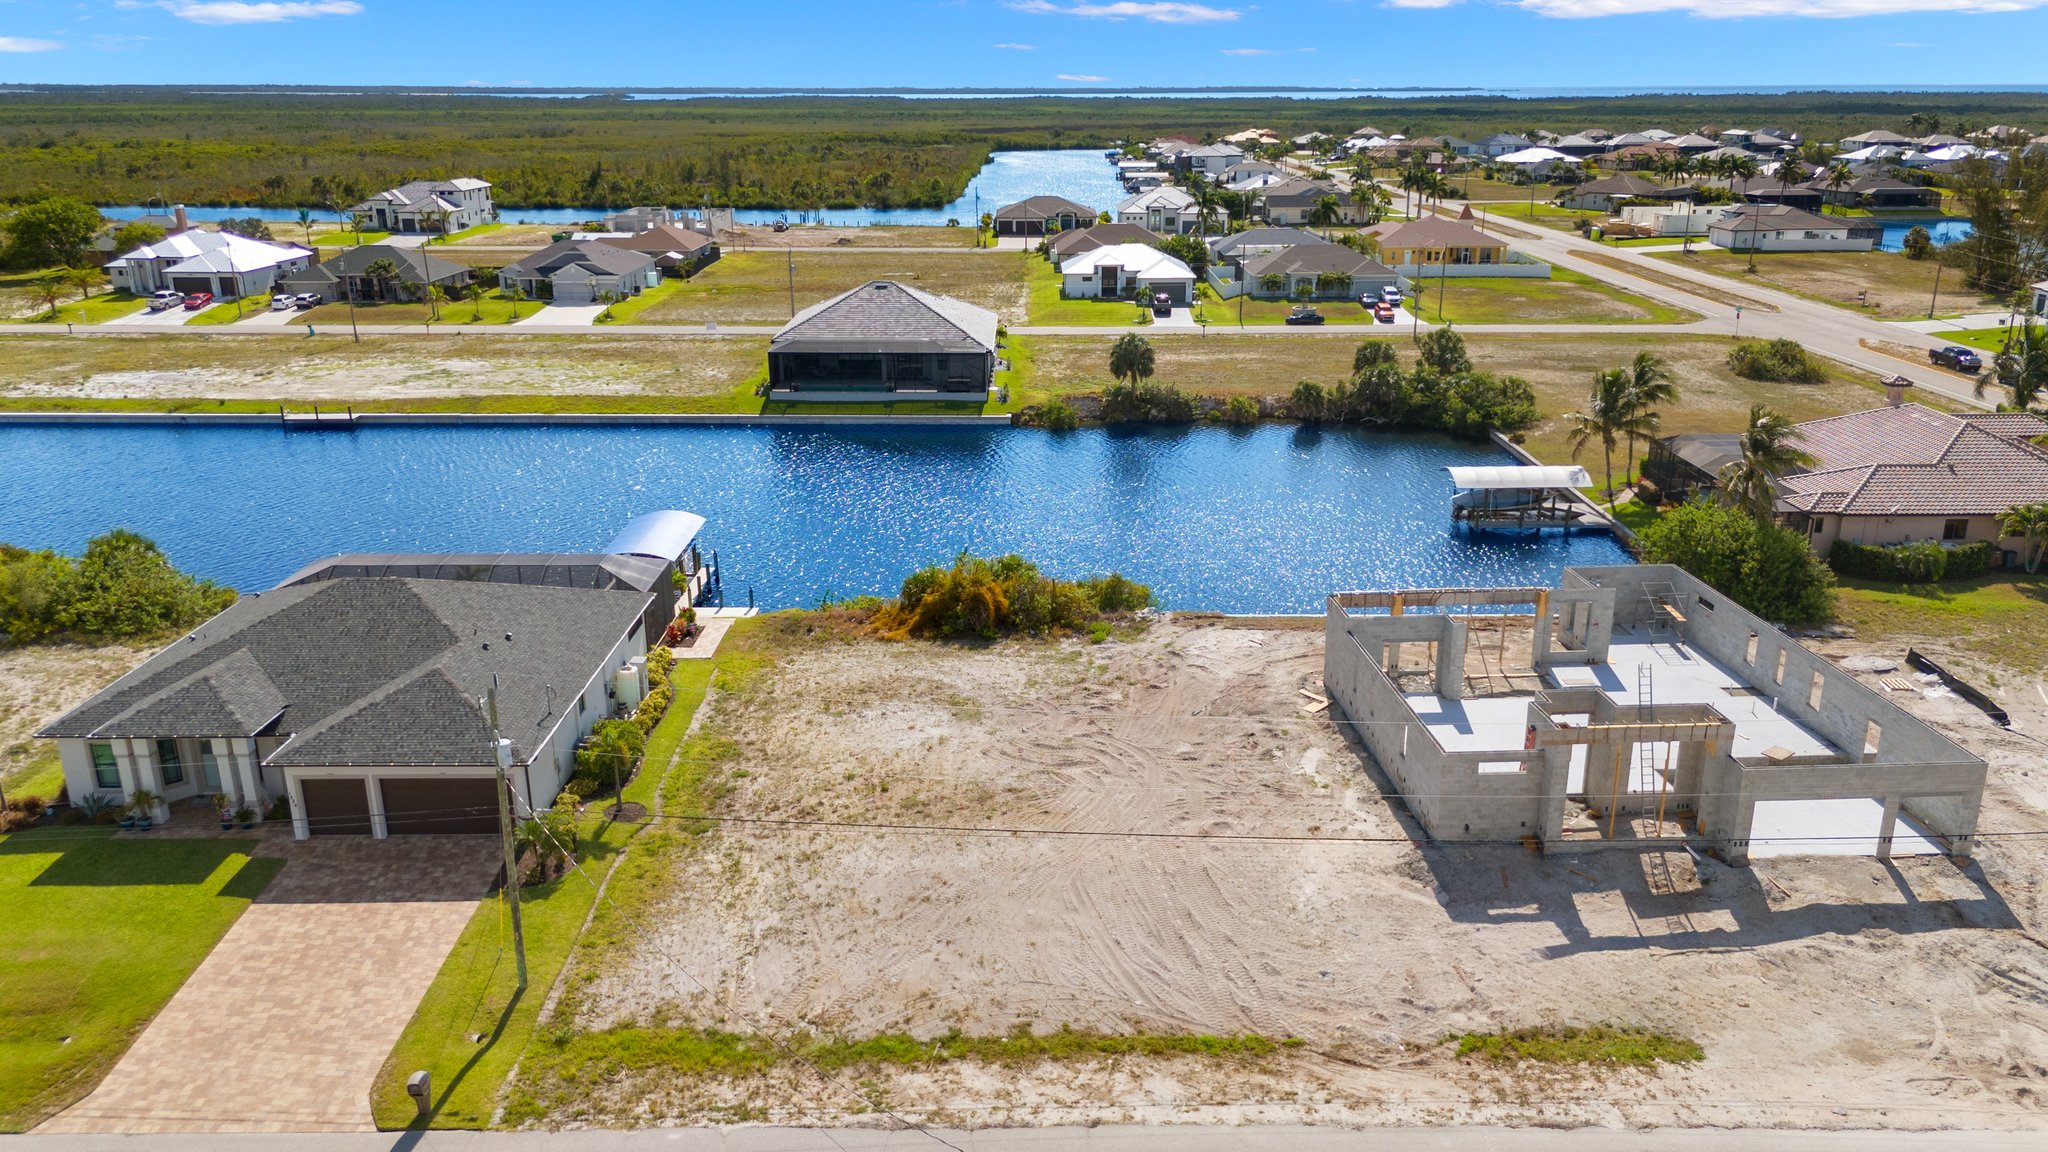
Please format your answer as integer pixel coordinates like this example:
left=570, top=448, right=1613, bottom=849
left=570, top=620, right=2048, bottom=1130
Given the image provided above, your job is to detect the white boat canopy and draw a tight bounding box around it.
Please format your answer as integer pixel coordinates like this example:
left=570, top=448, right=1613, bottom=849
left=605, top=510, right=707, bottom=562
left=1446, top=465, right=1592, bottom=490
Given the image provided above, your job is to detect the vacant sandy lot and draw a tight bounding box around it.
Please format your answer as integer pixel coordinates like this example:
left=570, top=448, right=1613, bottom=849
left=0, top=642, right=155, bottom=795
left=570, top=620, right=2048, bottom=1130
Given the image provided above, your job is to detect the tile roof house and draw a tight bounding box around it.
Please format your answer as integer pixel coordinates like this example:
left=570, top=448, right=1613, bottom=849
left=767, top=280, right=998, bottom=399
left=500, top=239, right=660, bottom=304
left=351, top=177, right=494, bottom=234
left=993, top=195, right=1096, bottom=237
left=1060, top=243, right=1197, bottom=305
left=1045, top=221, right=1161, bottom=262
left=1808, top=175, right=1940, bottom=211
left=37, top=511, right=707, bottom=837
left=1667, top=133, right=1721, bottom=153
left=104, top=230, right=314, bottom=299
left=1207, top=226, right=1327, bottom=267
left=593, top=222, right=720, bottom=274
left=1655, top=404, right=2048, bottom=556
left=1361, top=217, right=1545, bottom=277
left=1255, top=177, right=1364, bottom=227
left=1557, top=173, right=1697, bottom=212
left=1838, top=129, right=1913, bottom=150
left=1707, top=204, right=1877, bottom=252
left=276, top=243, right=473, bottom=304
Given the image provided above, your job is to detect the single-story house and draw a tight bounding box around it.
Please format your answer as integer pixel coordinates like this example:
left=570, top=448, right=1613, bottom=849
left=993, top=195, right=1096, bottom=237
left=1596, top=142, right=1679, bottom=171
left=104, top=230, right=314, bottom=299
left=1256, top=178, right=1363, bottom=226
left=1476, top=133, right=1535, bottom=158
left=1237, top=244, right=1397, bottom=301
left=1652, top=404, right=2048, bottom=557
left=1556, top=174, right=1695, bottom=212
left=1045, top=221, right=1161, bottom=263
left=767, top=280, right=997, bottom=399
left=37, top=511, right=706, bottom=837
left=1361, top=218, right=1517, bottom=273
left=1711, top=176, right=1827, bottom=211
left=1491, top=147, right=1579, bottom=179
left=594, top=222, right=720, bottom=275
left=1208, top=226, right=1326, bottom=270
left=93, top=206, right=193, bottom=256
left=276, top=244, right=473, bottom=304
left=1060, top=243, right=1196, bottom=305
left=1222, top=160, right=1282, bottom=183
left=1809, top=175, right=1941, bottom=211
left=1116, top=187, right=1226, bottom=235
left=1180, top=143, right=1249, bottom=176
left=1667, top=133, right=1720, bottom=154
left=1616, top=202, right=1737, bottom=237
left=500, top=240, right=660, bottom=304
left=1550, top=134, right=1608, bottom=158
left=1838, top=129, right=1912, bottom=151
left=1707, top=205, right=1877, bottom=252
left=350, top=178, right=494, bottom=234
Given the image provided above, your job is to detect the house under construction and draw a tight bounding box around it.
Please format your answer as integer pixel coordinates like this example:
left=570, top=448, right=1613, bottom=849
left=1322, top=565, right=1986, bottom=865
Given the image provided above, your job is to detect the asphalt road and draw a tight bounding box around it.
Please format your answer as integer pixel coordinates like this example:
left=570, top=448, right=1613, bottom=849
left=10, top=1126, right=2046, bottom=1152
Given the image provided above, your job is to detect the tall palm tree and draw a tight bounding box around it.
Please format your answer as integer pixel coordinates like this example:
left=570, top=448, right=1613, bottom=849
left=1716, top=403, right=1816, bottom=523
left=64, top=266, right=108, bottom=301
left=1617, top=350, right=1678, bottom=485
left=1823, top=163, right=1855, bottom=215
left=1563, top=368, right=1637, bottom=508
left=1397, top=162, right=1428, bottom=219
left=466, top=281, right=487, bottom=322
left=1307, top=195, right=1343, bottom=239
left=297, top=207, right=314, bottom=248
left=1108, top=332, right=1155, bottom=388
left=361, top=257, right=401, bottom=302
left=425, top=283, right=447, bottom=321
left=1982, top=321, right=2048, bottom=411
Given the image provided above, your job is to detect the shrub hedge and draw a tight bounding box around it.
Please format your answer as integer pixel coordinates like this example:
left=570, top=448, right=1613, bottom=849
left=1827, top=539, right=1996, bottom=583
left=874, top=553, right=1153, bottom=641
left=560, top=644, right=676, bottom=801
left=1726, top=338, right=1829, bottom=384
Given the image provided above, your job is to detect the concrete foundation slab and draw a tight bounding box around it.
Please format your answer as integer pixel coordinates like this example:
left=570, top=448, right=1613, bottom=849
left=1748, top=798, right=1943, bottom=859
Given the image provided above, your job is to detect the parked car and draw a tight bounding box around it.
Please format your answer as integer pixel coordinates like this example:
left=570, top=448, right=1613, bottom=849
left=181, top=292, right=214, bottom=311
left=1380, top=285, right=1403, bottom=305
left=1929, top=345, right=1982, bottom=373
left=1285, top=306, right=1325, bottom=326
left=1372, top=301, right=1398, bottom=323
left=1151, top=292, right=1173, bottom=317
left=146, top=290, right=184, bottom=312
left=270, top=294, right=294, bottom=311
left=295, top=293, right=322, bottom=309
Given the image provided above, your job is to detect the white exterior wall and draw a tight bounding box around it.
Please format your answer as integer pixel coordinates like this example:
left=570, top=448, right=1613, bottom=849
left=1806, top=512, right=2017, bottom=554
left=1620, top=204, right=1734, bottom=236
left=1708, top=225, right=1872, bottom=252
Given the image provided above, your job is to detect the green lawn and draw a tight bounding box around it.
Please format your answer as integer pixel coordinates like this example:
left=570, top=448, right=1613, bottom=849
left=0, top=744, right=65, bottom=805
left=1478, top=201, right=1605, bottom=231
left=593, top=277, right=686, bottom=325
left=638, top=250, right=1027, bottom=326
left=184, top=301, right=261, bottom=326
left=6, top=293, right=150, bottom=326
left=1929, top=327, right=2024, bottom=356
left=371, top=653, right=726, bottom=1130
left=1836, top=572, right=2048, bottom=675
left=299, top=291, right=527, bottom=327
left=0, top=830, right=282, bottom=1131
left=431, top=223, right=505, bottom=244
left=1404, top=266, right=1695, bottom=325
left=1194, top=288, right=1382, bottom=329
left=1023, top=258, right=1153, bottom=326
left=308, top=230, right=392, bottom=247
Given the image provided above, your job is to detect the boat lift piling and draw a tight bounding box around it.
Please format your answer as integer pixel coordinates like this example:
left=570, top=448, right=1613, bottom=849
left=1446, top=465, right=1598, bottom=532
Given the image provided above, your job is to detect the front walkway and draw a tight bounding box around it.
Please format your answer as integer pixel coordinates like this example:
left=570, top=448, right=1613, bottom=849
left=38, top=837, right=499, bottom=1134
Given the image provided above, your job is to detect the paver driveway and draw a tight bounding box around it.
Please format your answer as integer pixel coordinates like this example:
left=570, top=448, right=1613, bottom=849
left=39, top=836, right=498, bottom=1134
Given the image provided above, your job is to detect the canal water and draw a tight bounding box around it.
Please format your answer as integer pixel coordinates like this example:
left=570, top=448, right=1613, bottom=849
left=0, top=424, right=1630, bottom=614
left=98, top=149, right=1129, bottom=230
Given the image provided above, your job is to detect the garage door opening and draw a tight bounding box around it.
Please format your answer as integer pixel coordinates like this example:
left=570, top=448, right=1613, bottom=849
left=300, top=777, right=372, bottom=837
left=1747, top=798, right=1942, bottom=859
left=380, top=777, right=501, bottom=836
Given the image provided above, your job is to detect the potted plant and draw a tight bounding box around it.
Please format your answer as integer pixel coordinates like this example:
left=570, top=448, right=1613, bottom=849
left=213, top=793, right=234, bottom=830
left=234, top=806, right=257, bottom=830
left=129, top=788, right=160, bottom=831
left=117, top=802, right=137, bottom=832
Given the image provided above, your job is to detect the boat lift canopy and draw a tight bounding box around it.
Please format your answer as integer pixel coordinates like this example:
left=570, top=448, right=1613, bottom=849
left=1446, top=465, right=1591, bottom=490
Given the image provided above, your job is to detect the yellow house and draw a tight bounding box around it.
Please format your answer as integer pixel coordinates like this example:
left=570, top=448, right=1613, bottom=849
left=1361, top=218, right=1509, bottom=270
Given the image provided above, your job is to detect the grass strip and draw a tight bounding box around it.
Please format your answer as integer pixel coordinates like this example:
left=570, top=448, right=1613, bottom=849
left=1452, top=1025, right=1703, bottom=1066
left=369, top=646, right=721, bottom=1130
left=0, top=831, right=282, bottom=1131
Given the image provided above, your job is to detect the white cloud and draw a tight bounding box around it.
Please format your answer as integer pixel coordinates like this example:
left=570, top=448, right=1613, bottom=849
left=1221, top=46, right=1276, bottom=54
left=993, top=41, right=1036, bottom=49
left=1058, top=73, right=1111, bottom=81
left=0, top=35, right=62, bottom=51
left=1012, top=2, right=1242, bottom=23
left=1515, top=0, right=2048, bottom=15
left=160, top=1, right=364, bottom=25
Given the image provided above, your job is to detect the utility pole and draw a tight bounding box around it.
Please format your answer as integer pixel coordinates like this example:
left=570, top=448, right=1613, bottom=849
left=487, top=683, right=528, bottom=991
left=1928, top=258, right=1944, bottom=320
left=786, top=249, right=795, bottom=318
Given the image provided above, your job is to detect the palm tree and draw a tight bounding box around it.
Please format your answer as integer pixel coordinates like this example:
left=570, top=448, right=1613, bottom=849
left=503, top=282, right=526, bottom=320
left=1108, top=332, right=1155, bottom=388
left=1716, top=403, right=1816, bottom=523
left=1307, top=194, right=1343, bottom=239
left=64, top=266, right=108, bottom=301
left=514, top=805, right=577, bottom=882
left=1358, top=182, right=1393, bottom=225
left=596, top=289, right=620, bottom=323
left=29, top=271, right=66, bottom=319
left=361, top=257, right=401, bottom=302
left=1397, top=162, right=1428, bottom=219
left=1617, top=350, right=1678, bottom=485
left=1999, top=502, right=2048, bottom=573
left=466, top=281, right=487, bottom=322
left=424, top=283, right=447, bottom=322
left=297, top=207, right=314, bottom=248
left=348, top=211, right=371, bottom=245
left=1823, top=163, right=1855, bottom=216
left=1562, top=367, right=1636, bottom=508
left=1983, top=321, right=2048, bottom=411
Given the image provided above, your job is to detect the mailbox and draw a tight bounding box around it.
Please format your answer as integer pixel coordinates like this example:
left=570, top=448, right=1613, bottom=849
left=406, top=1070, right=431, bottom=1116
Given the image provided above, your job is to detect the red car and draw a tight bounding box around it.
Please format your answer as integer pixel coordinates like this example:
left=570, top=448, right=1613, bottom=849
left=182, top=292, right=214, bottom=310
left=1372, top=301, right=1397, bottom=323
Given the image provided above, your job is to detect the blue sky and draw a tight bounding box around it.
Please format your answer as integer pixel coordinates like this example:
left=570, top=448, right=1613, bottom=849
left=3, top=0, right=2047, bottom=89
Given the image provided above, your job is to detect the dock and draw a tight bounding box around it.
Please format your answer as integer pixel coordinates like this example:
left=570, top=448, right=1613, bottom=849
left=280, top=406, right=359, bottom=430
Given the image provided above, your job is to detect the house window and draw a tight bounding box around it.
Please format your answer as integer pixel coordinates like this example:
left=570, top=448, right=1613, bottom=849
left=90, top=743, right=120, bottom=790
left=156, top=739, right=185, bottom=786
left=1942, top=518, right=1968, bottom=541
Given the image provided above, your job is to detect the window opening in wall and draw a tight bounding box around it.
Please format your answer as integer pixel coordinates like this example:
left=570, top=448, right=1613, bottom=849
left=1773, top=649, right=1787, bottom=685
left=1807, top=672, right=1824, bottom=712
left=1745, top=630, right=1758, bottom=665
left=1864, top=720, right=1883, bottom=757
left=90, top=743, right=119, bottom=790
left=156, top=739, right=185, bottom=786
left=1942, top=518, right=1968, bottom=541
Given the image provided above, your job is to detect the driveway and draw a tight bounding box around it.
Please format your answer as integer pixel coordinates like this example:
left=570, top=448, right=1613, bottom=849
left=515, top=303, right=605, bottom=326
left=99, top=306, right=198, bottom=328
left=38, top=837, right=499, bottom=1134
left=378, top=233, right=432, bottom=249
left=231, top=306, right=309, bottom=328
left=1151, top=306, right=1198, bottom=330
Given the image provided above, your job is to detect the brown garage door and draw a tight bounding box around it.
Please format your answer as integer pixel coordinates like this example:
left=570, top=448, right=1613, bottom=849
left=380, top=777, right=501, bottom=836
left=300, top=777, right=372, bottom=837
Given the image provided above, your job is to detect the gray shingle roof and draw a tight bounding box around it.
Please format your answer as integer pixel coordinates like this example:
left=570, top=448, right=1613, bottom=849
left=1209, top=227, right=1325, bottom=260
left=1239, top=245, right=1392, bottom=280
left=308, top=243, right=470, bottom=283
left=504, top=239, right=658, bottom=279
left=772, top=280, right=998, bottom=356
left=994, top=196, right=1094, bottom=222
left=39, top=578, right=650, bottom=769
left=1046, top=222, right=1160, bottom=260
